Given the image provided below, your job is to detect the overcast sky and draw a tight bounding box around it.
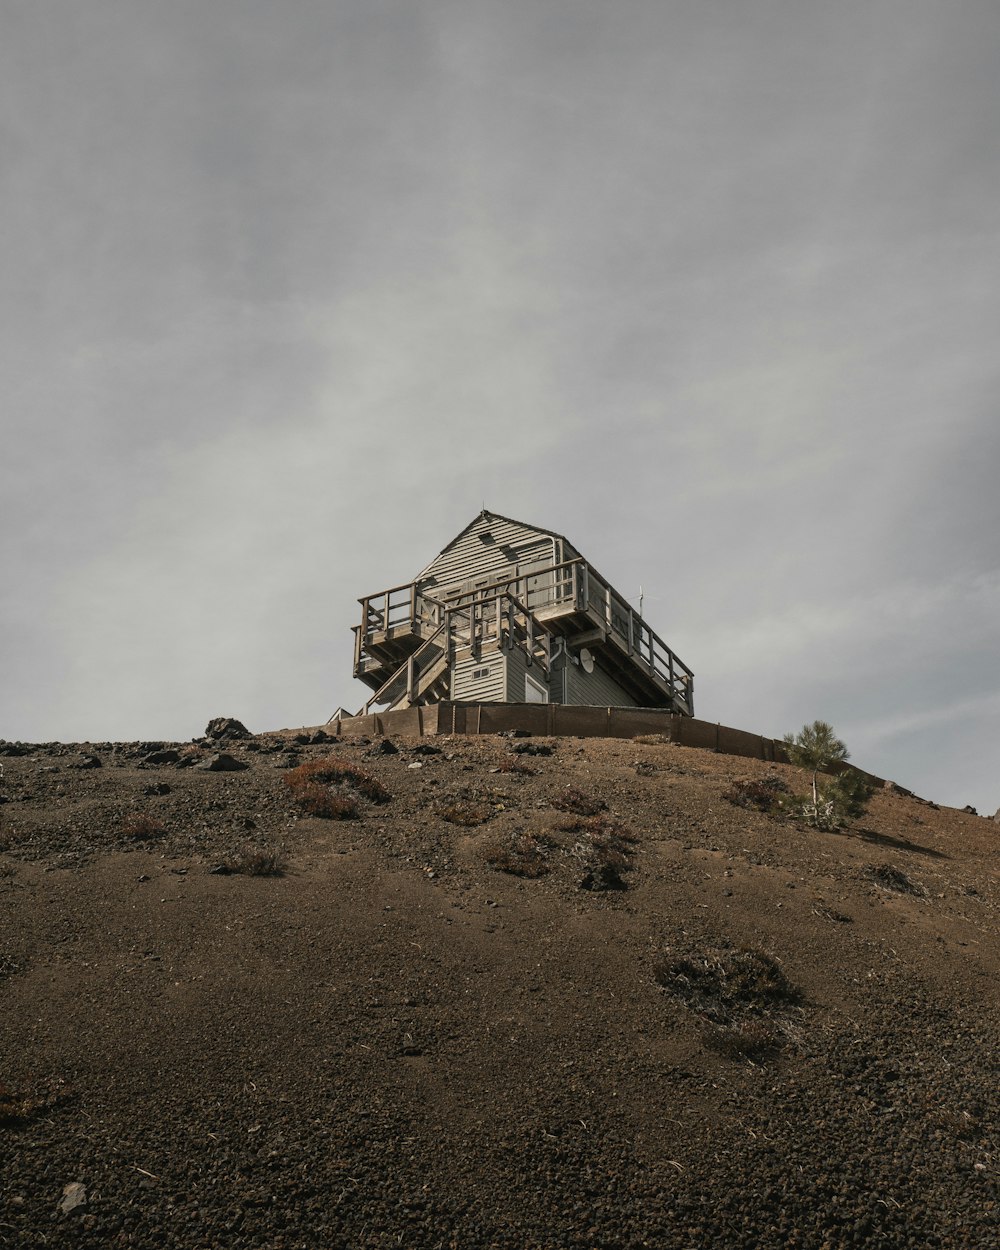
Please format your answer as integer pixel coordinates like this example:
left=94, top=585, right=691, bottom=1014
left=3, top=1, right=999, bottom=814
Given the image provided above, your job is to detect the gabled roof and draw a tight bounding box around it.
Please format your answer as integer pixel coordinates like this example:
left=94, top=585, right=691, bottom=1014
left=415, top=508, right=574, bottom=579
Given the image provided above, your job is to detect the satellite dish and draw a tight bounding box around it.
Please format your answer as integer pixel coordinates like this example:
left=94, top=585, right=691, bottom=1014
left=579, top=647, right=595, bottom=674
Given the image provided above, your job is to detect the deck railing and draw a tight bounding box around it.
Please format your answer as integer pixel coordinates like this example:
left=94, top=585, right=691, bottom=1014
left=357, top=590, right=551, bottom=714
left=355, top=558, right=693, bottom=712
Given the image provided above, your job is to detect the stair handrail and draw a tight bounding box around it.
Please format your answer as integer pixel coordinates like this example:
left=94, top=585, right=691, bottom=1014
left=357, top=617, right=450, bottom=715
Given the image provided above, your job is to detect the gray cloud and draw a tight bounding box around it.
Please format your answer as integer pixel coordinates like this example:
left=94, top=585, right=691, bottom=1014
left=2, top=1, right=998, bottom=812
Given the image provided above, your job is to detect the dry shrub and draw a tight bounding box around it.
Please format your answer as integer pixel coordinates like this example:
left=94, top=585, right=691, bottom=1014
left=0, top=1076, right=71, bottom=1126
left=496, top=756, right=536, bottom=776
left=552, top=815, right=590, bottom=834
left=722, top=777, right=790, bottom=814
left=285, top=757, right=390, bottom=802
left=633, top=733, right=670, bottom=745
left=224, top=844, right=288, bottom=877
left=122, top=812, right=167, bottom=842
left=552, top=786, right=606, bottom=817
left=702, top=1019, right=782, bottom=1061
left=927, top=1107, right=982, bottom=1141
left=865, top=863, right=924, bottom=895
left=813, top=902, right=852, bottom=924
left=546, top=814, right=638, bottom=890
left=484, top=833, right=550, bottom=878
left=283, top=756, right=390, bottom=814
left=580, top=821, right=637, bottom=891
left=439, top=800, right=493, bottom=827
left=290, top=782, right=358, bottom=820
left=654, top=948, right=801, bottom=1024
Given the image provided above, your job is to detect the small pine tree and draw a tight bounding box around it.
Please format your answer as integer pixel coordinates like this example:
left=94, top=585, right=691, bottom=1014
left=783, top=721, right=871, bottom=829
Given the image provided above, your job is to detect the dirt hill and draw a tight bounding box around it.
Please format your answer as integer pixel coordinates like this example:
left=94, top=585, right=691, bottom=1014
left=0, top=725, right=996, bottom=1249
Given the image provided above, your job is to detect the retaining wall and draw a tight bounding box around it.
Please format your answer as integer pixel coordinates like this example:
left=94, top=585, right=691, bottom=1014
left=322, top=702, right=892, bottom=789
left=326, top=703, right=790, bottom=765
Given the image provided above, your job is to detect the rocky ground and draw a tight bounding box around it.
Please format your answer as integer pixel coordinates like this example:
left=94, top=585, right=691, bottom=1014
left=0, top=722, right=996, bottom=1249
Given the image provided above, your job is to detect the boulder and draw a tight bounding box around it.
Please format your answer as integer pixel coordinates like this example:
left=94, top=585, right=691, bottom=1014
left=142, top=749, right=180, bottom=766
left=198, top=753, right=249, bottom=773
left=204, top=718, right=251, bottom=741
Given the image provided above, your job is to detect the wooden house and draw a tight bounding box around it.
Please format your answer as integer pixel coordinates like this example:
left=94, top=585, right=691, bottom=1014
left=352, top=510, right=694, bottom=716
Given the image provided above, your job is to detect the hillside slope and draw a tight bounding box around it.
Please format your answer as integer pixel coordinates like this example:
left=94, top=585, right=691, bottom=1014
left=0, top=728, right=996, bottom=1249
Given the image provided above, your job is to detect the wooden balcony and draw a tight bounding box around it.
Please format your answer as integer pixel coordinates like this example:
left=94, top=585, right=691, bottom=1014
left=353, top=559, right=694, bottom=715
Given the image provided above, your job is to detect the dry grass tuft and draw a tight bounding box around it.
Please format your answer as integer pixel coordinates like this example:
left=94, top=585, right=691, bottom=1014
left=439, top=800, right=493, bottom=827
left=865, top=863, right=924, bottom=895
left=926, top=1107, right=983, bottom=1141
left=122, top=812, right=167, bottom=842
left=702, top=1019, right=783, bottom=1061
left=285, top=757, right=391, bottom=803
left=654, top=947, right=801, bottom=1024
left=495, top=756, right=536, bottom=776
left=283, top=756, right=390, bottom=818
left=223, top=844, right=289, bottom=877
left=580, top=820, right=637, bottom=891
left=289, top=782, right=358, bottom=820
left=722, top=777, right=790, bottom=814
left=552, top=786, right=606, bottom=817
left=0, top=1076, right=72, bottom=1125
left=484, top=833, right=551, bottom=878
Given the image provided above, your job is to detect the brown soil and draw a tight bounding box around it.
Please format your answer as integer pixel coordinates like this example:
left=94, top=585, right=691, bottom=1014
left=0, top=728, right=996, bottom=1249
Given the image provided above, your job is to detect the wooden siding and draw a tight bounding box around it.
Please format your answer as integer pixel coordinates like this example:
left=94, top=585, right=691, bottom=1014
left=565, top=660, right=638, bottom=708
left=452, top=652, right=506, bottom=702
left=417, top=513, right=559, bottom=600
left=503, top=644, right=550, bottom=702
